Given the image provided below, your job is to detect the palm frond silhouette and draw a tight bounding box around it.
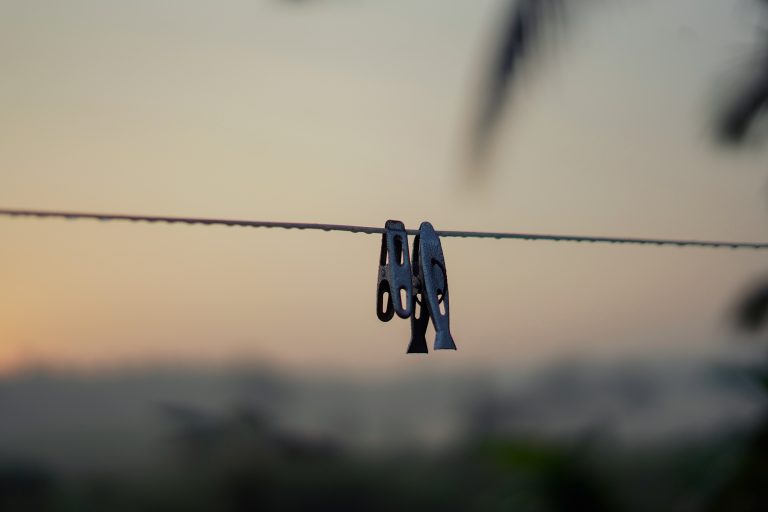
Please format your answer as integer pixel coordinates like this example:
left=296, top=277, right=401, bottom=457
left=473, top=0, right=768, bottom=161
left=287, top=0, right=768, bottom=156
left=470, top=0, right=566, bottom=164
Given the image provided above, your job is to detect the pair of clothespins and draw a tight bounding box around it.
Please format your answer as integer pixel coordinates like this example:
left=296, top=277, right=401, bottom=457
left=376, top=220, right=457, bottom=353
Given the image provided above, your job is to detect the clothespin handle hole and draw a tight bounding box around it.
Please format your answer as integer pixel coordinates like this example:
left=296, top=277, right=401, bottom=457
left=377, top=282, right=395, bottom=321
left=437, top=291, right=446, bottom=316
left=414, top=296, right=424, bottom=319
left=399, top=288, right=408, bottom=310
left=431, top=260, right=448, bottom=316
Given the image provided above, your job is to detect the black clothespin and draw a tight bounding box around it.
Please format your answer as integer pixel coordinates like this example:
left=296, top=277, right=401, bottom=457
left=376, top=220, right=413, bottom=321
left=407, top=230, right=430, bottom=354
left=408, top=222, right=457, bottom=352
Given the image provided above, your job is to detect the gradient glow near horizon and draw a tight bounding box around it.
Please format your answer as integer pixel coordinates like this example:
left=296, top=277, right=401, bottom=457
left=1, top=0, right=767, bottom=374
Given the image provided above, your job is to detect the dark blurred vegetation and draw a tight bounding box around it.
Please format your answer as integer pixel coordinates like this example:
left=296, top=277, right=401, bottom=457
left=0, top=360, right=767, bottom=511
left=0, top=407, right=763, bottom=511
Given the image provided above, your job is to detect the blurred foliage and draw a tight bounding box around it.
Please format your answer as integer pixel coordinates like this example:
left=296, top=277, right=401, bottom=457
left=474, top=0, right=768, bottom=158
left=717, top=58, right=768, bottom=145
left=470, top=0, right=567, bottom=165
left=2, top=407, right=768, bottom=511
left=285, top=0, right=768, bottom=160
left=735, top=279, right=768, bottom=332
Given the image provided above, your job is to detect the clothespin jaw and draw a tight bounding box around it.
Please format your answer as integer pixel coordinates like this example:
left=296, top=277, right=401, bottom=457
left=417, top=222, right=457, bottom=351
left=376, top=220, right=413, bottom=322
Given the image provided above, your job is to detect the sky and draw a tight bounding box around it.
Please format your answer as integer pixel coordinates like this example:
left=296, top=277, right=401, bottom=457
left=1, top=0, right=768, bottom=375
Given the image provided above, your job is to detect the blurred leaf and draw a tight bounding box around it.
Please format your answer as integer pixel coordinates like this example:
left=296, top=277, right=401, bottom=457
left=478, top=438, right=566, bottom=472
left=470, top=0, right=568, bottom=168
left=717, top=53, right=768, bottom=144
left=734, top=279, right=768, bottom=331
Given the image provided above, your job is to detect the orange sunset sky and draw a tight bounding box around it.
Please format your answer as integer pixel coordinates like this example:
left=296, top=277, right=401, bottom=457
left=2, top=0, right=768, bottom=374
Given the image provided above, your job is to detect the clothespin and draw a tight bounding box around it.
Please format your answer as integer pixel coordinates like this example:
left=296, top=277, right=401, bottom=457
left=376, top=220, right=413, bottom=321
left=409, top=222, right=456, bottom=352
left=377, top=220, right=457, bottom=353
left=406, top=231, right=429, bottom=353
